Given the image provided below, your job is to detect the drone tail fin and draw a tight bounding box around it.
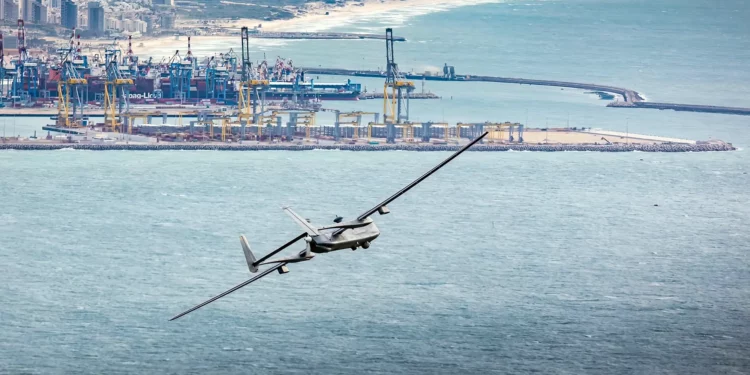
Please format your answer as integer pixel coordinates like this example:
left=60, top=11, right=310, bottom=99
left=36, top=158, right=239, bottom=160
left=240, top=235, right=259, bottom=273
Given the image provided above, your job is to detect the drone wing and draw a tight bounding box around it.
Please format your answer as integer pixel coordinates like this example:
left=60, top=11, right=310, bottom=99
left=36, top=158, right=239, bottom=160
left=355, top=131, right=488, bottom=222
left=170, top=262, right=289, bottom=321
left=282, top=206, right=319, bottom=236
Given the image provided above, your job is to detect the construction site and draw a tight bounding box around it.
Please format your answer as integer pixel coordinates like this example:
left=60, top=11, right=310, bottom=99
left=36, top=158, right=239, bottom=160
left=0, top=22, right=735, bottom=152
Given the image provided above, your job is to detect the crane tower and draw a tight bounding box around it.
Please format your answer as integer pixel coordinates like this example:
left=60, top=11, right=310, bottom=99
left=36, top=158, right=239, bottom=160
left=383, top=28, right=414, bottom=143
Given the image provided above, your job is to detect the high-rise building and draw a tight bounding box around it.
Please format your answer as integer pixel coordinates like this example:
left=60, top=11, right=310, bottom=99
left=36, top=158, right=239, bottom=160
left=2, top=0, right=19, bottom=21
left=160, top=13, right=175, bottom=30
left=32, top=1, right=46, bottom=24
left=21, top=0, right=32, bottom=21
left=87, top=1, right=105, bottom=36
left=20, top=0, right=46, bottom=23
left=61, top=0, right=77, bottom=29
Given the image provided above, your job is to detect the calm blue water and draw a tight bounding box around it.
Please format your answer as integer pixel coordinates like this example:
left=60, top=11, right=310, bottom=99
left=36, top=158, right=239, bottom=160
left=2, top=0, right=750, bottom=373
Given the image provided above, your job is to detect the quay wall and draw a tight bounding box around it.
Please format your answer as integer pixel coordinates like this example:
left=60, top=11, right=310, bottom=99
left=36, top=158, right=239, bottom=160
left=0, top=143, right=735, bottom=152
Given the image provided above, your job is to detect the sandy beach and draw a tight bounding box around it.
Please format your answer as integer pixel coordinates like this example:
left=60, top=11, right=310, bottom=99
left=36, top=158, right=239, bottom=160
left=212, top=0, right=503, bottom=32
left=36, top=0, right=501, bottom=59
left=127, top=0, right=503, bottom=57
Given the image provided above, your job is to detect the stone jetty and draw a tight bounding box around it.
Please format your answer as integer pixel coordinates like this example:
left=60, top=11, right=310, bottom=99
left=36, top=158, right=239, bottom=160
left=0, top=142, right=735, bottom=152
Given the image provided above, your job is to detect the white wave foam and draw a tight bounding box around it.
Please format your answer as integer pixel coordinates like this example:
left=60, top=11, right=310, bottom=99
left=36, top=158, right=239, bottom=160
left=275, top=0, right=507, bottom=33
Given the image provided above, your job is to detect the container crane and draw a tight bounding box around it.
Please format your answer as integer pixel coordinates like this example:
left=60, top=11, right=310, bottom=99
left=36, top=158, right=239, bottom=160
left=221, top=48, right=238, bottom=74
left=0, top=32, right=5, bottom=98
left=168, top=37, right=195, bottom=101
left=103, top=42, right=133, bottom=133
left=206, top=56, right=229, bottom=100
left=168, top=50, right=192, bottom=101
left=383, top=27, right=414, bottom=143
left=238, top=26, right=269, bottom=139
left=56, top=30, right=88, bottom=128
left=11, top=20, right=39, bottom=103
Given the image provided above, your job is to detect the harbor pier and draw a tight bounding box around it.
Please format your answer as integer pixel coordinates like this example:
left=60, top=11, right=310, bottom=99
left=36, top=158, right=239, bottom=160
left=303, top=68, right=750, bottom=117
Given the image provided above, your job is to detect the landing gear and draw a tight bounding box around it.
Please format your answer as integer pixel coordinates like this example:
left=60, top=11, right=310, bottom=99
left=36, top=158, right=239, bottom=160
left=362, top=241, right=370, bottom=249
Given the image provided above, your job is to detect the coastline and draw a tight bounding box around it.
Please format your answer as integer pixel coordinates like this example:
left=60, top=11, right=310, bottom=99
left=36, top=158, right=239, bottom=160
left=130, top=0, right=503, bottom=57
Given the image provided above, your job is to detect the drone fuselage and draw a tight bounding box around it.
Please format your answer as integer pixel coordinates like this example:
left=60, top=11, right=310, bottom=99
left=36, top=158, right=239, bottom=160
left=309, top=220, right=381, bottom=253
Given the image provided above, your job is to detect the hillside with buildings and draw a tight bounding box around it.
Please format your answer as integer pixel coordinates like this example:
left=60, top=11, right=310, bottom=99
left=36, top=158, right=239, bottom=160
left=1, top=0, right=178, bottom=39
left=0, top=0, right=348, bottom=41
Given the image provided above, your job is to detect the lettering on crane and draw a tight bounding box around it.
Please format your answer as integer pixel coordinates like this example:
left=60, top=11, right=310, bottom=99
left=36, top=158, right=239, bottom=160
left=127, top=92, right=156, bottom=99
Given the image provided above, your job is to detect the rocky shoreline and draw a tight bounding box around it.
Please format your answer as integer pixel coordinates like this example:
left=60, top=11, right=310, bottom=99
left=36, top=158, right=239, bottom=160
left=0, top=143, right=736, bottom=152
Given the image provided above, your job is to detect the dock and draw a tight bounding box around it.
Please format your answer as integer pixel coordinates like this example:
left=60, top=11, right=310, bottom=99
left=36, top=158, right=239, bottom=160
left=0, top=142, right=734, bottom=152
left=359, top=92, right=440, bottom=100
left=4, top=125, right=734, bottom=153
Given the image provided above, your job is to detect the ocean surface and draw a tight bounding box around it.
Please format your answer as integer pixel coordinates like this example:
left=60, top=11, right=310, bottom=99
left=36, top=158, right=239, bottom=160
left=2, top=0, right=750, bottom=373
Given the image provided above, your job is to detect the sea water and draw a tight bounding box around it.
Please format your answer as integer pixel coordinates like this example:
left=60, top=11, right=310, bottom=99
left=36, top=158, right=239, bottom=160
left=1, top=0, right=749, bottom=373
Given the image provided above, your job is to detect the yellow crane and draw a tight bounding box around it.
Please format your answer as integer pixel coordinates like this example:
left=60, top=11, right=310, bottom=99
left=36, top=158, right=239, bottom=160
left=484, top=122, right=515, bottom=143
left=383, top=28, right=414, bottom=131
left=56, top=48, right=88, bottom=129
left=395, top=123, right=416, bottom=143
left=56, top=75, right=87, bottom=128
left=367, top=123, right=388, bottom=142
left=237, top=79, right=270, bottom=126
left=428, top=122, right=451, bottom=143
left=103, top=65, right=133, bottom=133
left=336, top=111, right=379, bottom=141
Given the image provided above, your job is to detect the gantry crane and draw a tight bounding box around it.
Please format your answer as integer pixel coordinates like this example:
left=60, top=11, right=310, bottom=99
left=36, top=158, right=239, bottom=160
left=206, top=56, right=229, bottom=100
left=484, top=122, right=518, bottom=143
left=56, top=30, right=88, bottom=128
left=168, top=53, right=193, bottom=101
left=237, top=27, right=269, bottom=139
left=264, top=110, right=316, bottom=142
left=103, top=42, right=133, bottom=133
left=0, top=32, right=5, bottom=98
left=383, top=27, right=414, bottom=143
left=428, top=122, right=451, bottom=143
left=333, top=111, right=379, bottom=141
left=11, top=20, right=39, bottom=103
left=455, top=122, right=473, bottom=142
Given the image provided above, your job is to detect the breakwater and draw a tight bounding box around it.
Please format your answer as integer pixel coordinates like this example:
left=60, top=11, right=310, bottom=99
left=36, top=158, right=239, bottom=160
left=251, top=32, right=406, bottom=41
left=303, top=67, right=750, bottom=116
left=360, top=92, right=440, bottom=100
left=0, top=142, right=734, bottom=152
left=304, top=68, right=642, bottom=102
left=612, top=102, right=750, bottom=116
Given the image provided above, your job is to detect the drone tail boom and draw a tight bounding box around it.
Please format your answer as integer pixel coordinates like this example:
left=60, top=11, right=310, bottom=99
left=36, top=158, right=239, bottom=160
left=240, top=235, right=259, bottom=273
